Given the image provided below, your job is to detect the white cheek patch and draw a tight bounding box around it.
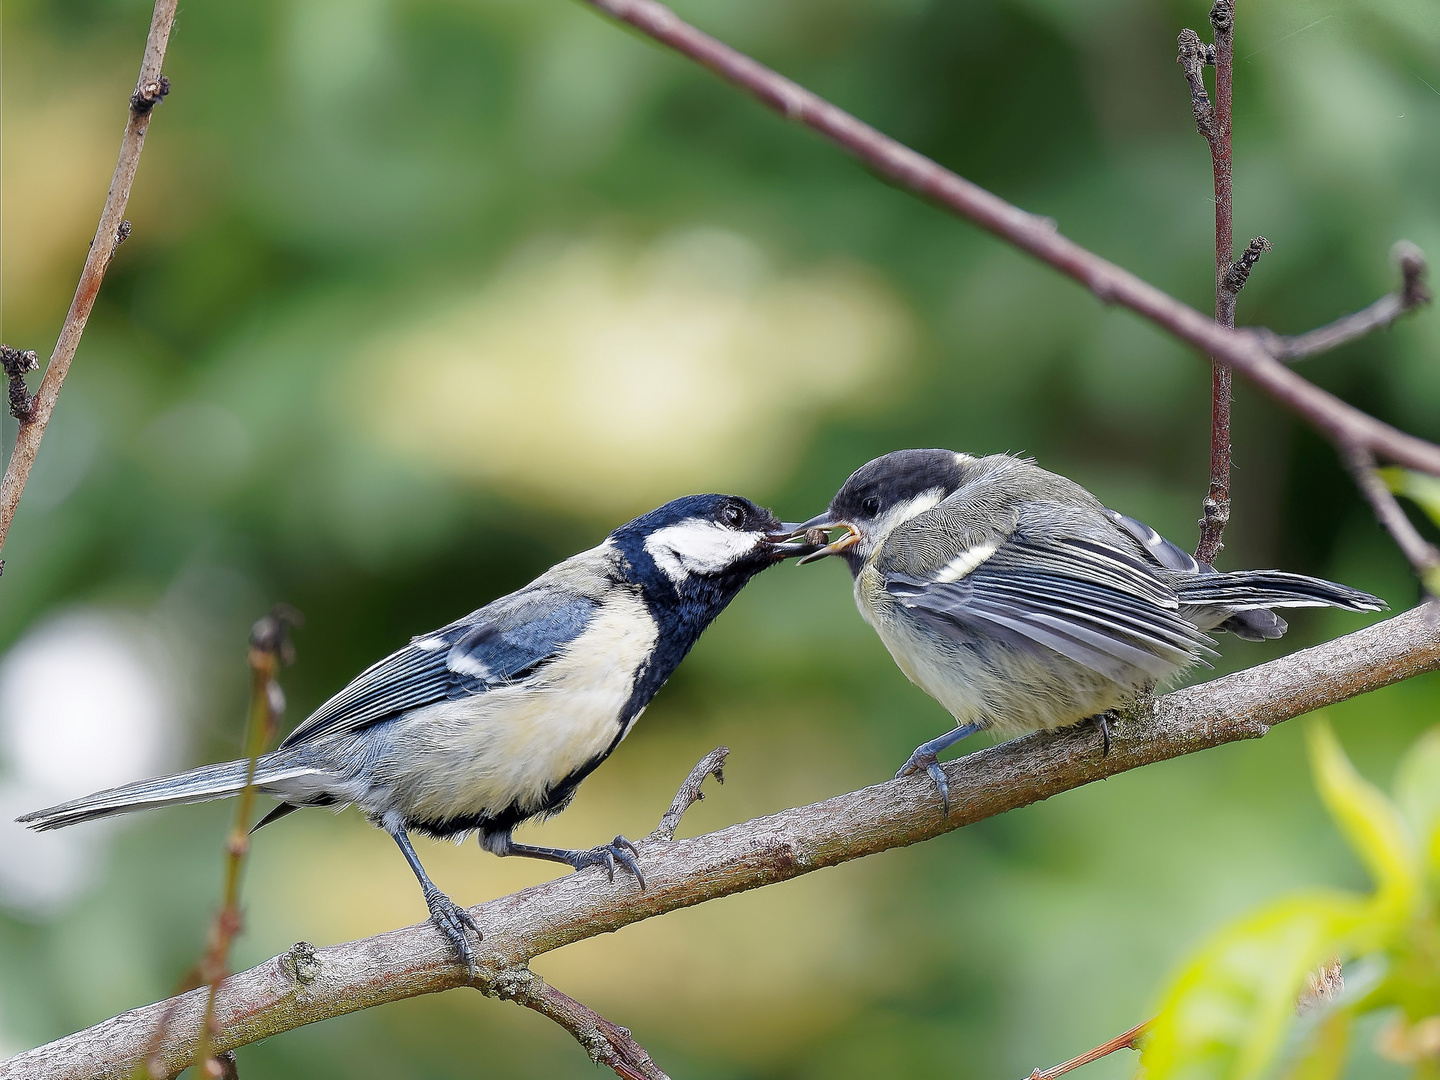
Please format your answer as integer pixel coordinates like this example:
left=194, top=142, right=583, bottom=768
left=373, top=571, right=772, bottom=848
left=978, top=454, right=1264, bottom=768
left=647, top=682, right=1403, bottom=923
left=868, top=488, right=947, bottom=546
left=644, top=520, right=763, bottom=582
left=933, top=541, right=999, bottom=583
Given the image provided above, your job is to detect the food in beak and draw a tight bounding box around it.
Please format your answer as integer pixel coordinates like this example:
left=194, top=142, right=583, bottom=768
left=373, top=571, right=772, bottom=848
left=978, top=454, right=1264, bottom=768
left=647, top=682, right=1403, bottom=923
left=795, top=522, right=861, bottom=565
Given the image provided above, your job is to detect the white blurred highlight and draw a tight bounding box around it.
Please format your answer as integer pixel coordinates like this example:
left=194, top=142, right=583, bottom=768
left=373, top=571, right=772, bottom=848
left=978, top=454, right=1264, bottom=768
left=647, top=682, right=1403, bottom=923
left=0, top=611, right=178, bottom=917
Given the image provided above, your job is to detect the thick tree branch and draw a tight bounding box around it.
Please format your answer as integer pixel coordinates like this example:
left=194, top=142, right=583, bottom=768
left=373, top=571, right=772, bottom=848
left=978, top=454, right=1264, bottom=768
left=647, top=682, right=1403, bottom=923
left=1262, top=241, right=1432, bottom=362
left=6, top=605, right=1438, bottom=1080
left=0, top=0, right=176, bottom=563
left=571, top=0, right=1440, bottom=484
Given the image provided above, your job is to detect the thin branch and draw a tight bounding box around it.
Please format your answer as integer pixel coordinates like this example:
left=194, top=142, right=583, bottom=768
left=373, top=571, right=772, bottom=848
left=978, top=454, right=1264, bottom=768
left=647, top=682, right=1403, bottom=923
left=0, top=0, right=177, bottom=562
left=193, top=610, right=298, bottom=1074
left=1026, top=1018, right=1152, bottom=1080
left=1263, top=241, right=1432, bottom=362
left=488, top=970, right=671, bottom=1080
left=7, top=605, right=1438, bottom=1080
left=570, top=0, right=1440, bottom=482
left=1186, top=0, right=1239, bottom=564
left=645, top=745, right=727, bottom=842
left=1346, top=448, right=1440, bottom=587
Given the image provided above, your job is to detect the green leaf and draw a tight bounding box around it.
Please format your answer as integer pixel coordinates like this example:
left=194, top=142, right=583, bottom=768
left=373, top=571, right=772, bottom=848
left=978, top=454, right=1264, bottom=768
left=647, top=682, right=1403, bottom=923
left=1142, top=892, right=1369, bottom=1080
left=1307, top=720, right=1417, bottom=917
left=1394, top=726, right=1440, bottom=878
left=1379, top=467, right=1440, bottom=530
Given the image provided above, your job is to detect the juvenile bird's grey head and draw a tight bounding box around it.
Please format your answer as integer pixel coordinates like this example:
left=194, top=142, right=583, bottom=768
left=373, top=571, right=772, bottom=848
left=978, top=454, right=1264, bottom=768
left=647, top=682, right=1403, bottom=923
left=796, top=449, right=970, bottom=572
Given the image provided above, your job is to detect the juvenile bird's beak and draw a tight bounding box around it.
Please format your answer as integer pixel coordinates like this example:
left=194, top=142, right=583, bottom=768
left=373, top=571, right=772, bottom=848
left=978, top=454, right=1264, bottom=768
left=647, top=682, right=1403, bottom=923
left=772, top=513, right=862, bottom=565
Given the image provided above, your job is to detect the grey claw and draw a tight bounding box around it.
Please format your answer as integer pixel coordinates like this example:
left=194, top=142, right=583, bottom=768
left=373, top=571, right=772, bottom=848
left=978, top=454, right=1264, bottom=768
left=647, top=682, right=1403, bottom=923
left=424, top=888, right=481, bottom=979
left=610, top=836, right=646, bottom=890
left=1093, top=712, right=1113, bottom=757
left=896, top=752, right=951, bottom=816
left=925, top=759, right=951, bottom=816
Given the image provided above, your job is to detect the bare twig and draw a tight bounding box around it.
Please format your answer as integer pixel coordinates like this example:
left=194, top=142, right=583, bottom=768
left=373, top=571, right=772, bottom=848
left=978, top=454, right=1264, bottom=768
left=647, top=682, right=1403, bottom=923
left=645, top=745, right=727, bottom=842
left=7, top=605, right=1438, bottom=1080
left=0, top=0, right=177, bottom=562
left=570, top=0, right=1440, bottom=488
left=1179, top=0, right=1240, bottom=563
left=1026, top=1018, right=1153, bottom=1080
left=488, top=970, right=671, bottom=1080
left=1176, top=29, right=1216, bottom=138
left=1346, top=449, right=1440, bottom=588
left=1263, top=241, right=1432, bottom=361
left=192, top=609, right=298, bottom=1075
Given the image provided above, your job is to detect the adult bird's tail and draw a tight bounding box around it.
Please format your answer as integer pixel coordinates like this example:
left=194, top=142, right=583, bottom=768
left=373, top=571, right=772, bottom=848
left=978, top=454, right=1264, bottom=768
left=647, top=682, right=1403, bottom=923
left=16, top=752, right=319, bottom=831
left=1178, top=570, right=1387, bottom=642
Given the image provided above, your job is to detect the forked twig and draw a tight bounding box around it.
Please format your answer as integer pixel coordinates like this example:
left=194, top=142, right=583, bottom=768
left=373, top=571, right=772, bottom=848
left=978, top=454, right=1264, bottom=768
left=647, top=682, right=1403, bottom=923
left=574, top=0, right=1440, bottom=511
left=1261, top=242, right=1432, bottom=361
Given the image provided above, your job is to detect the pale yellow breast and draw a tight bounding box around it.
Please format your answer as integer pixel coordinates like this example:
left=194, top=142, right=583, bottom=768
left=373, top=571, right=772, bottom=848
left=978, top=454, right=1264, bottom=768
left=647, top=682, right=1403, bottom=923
left=394, top=591, right=659, bottom=824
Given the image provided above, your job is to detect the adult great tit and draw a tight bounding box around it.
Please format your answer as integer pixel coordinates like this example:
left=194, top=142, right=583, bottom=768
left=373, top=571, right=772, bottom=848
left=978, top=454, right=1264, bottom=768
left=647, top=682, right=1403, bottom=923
left=20, top=494, right=811, bottom=973
left=788, top=449, right=1386, bottom=808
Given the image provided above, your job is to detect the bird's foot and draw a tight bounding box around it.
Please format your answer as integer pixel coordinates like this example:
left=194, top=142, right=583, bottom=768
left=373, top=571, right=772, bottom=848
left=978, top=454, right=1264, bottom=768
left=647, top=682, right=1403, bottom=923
left=896, top=750, right=952, bottom=816
left=424, top=886, right=481, bottom=979
left=893, top=724, right=980, bottom=815
left=1092, top=712, right=1115, bottom=757
left=567, top=835, right=646, bottom=889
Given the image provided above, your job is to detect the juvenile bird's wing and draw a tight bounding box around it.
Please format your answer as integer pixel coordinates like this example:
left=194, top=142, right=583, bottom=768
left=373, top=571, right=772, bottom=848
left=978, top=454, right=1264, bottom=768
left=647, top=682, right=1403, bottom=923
left=880, top=500, right=1213, bottom=684
left=280, top=588, right=599, bottom=748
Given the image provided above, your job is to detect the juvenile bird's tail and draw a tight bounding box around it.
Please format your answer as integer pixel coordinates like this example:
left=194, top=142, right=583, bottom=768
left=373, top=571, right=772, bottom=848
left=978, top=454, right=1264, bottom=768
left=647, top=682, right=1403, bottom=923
left=1178, top=570, right=1387, bottom=642
left=16, top=752, right=319, bottom=832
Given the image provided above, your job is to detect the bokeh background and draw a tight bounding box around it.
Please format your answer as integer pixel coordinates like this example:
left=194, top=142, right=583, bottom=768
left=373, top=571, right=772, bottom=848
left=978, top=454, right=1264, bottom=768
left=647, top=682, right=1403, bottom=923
left=2, top=0, right=1438, bottom=1075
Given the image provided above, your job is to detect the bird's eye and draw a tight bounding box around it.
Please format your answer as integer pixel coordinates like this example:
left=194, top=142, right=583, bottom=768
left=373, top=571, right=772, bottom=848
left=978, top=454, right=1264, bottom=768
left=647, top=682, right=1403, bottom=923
left=721, top=502, right=745, bottom=528
left=861, top=496, right=881, bottom=517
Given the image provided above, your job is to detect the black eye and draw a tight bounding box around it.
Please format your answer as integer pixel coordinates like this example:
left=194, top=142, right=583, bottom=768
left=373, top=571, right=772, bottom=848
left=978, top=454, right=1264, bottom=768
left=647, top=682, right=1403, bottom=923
left=721, top=502, right=745, bottom=528
left=861, top=496, right=881, bottom=517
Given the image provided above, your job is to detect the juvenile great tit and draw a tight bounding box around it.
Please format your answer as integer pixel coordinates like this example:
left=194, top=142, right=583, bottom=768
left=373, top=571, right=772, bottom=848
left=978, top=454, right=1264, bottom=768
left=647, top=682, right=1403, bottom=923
left=20, top=494, right=811, bottom=973
left=787, top=449, right=1386, bottom=808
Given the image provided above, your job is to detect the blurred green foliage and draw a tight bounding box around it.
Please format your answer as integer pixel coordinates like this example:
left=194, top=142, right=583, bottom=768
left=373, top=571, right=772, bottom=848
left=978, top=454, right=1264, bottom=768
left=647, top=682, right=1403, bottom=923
left=0, top=0, right=1437, bottom=1077
left=1144, top=720, right=1440, bottom=1080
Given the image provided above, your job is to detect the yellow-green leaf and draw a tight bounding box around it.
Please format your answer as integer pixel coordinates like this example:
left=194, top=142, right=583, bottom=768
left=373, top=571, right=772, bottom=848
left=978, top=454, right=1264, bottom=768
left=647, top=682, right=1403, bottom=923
left=1284, top=1008, right=1351, bottom=1080
left=1307, top=720, right=1417, bottom=916
left=1142, top=892, right=1369, bottom=1080
left=1395, top=726, right=1440, bottom=878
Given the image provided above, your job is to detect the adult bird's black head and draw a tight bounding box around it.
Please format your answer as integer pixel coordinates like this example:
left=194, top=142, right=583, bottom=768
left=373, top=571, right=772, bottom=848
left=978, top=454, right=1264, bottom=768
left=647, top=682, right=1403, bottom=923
left=609, top=492, right=811, bottom=713
left=793, top=449, right=969, bottom=574
left=611, top=493, right=806, bottom=611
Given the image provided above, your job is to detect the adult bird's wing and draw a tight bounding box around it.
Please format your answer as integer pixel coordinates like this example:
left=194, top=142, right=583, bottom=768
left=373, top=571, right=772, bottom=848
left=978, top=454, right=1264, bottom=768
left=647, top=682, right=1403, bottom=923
left=881, top=503, right=1213, bottom=684
left=279, top=589, right=599, bottom=748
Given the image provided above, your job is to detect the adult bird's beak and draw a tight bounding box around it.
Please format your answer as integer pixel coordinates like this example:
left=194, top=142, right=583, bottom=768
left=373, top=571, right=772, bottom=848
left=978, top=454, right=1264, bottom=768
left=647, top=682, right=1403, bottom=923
left=763, top=521, right=824, bottom=558
left=769, top=513, right=862, bottom=565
